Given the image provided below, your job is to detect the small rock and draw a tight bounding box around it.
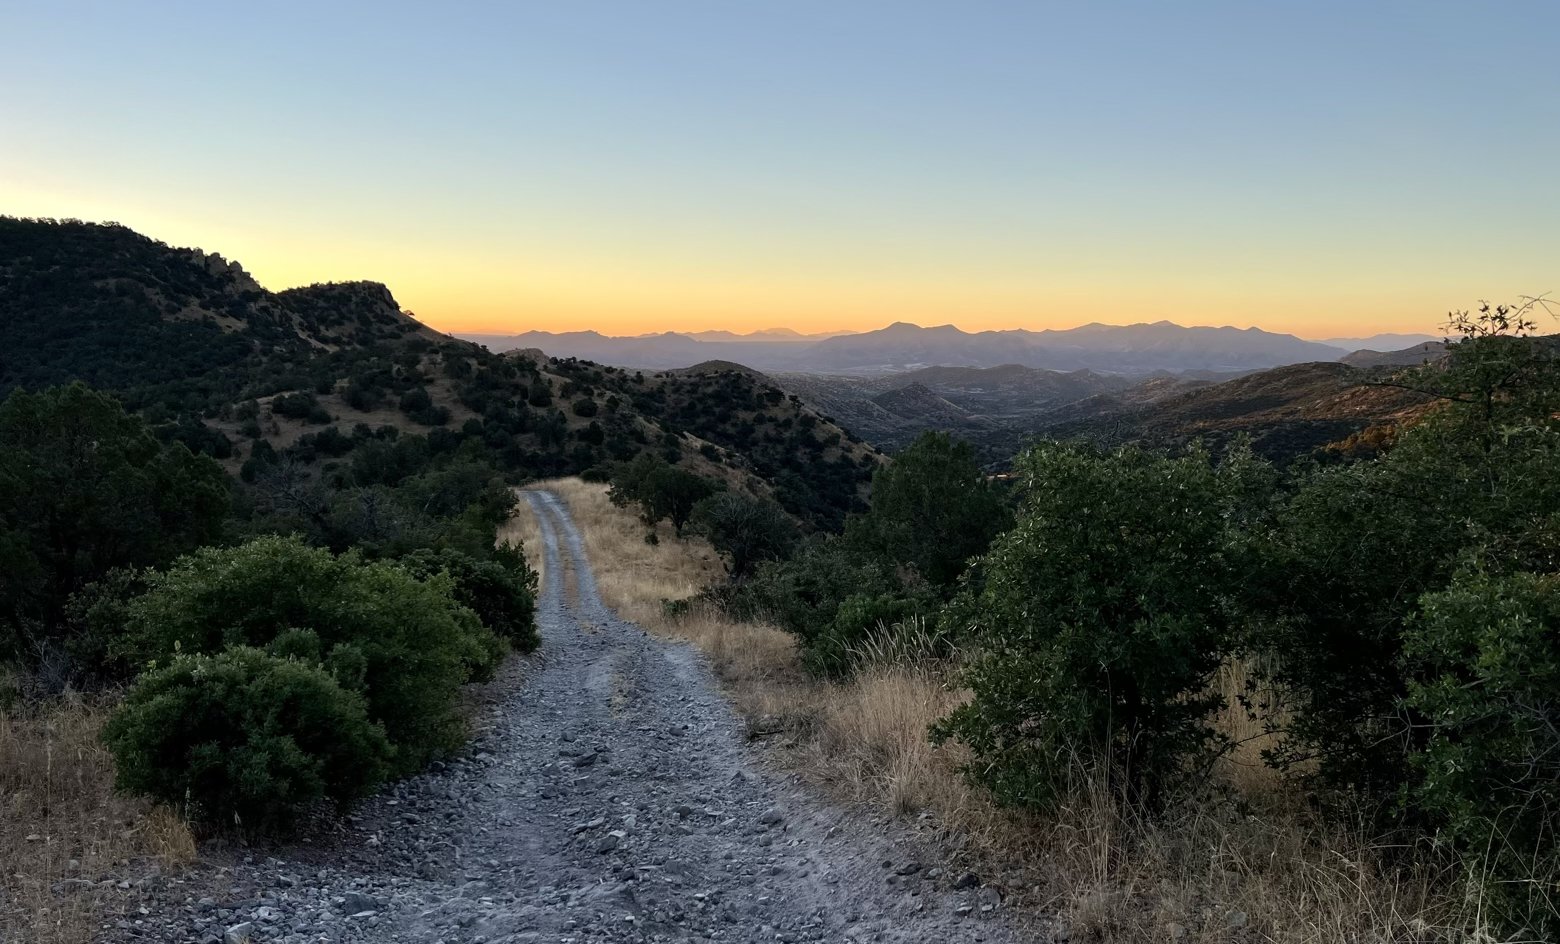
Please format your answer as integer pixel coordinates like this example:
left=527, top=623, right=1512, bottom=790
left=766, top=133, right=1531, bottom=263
left=223, top=922, right=254, bottom=944
left=1227, top=910, right=1249, bottom=929
left=758, top=808, right=784, bottom=827
left=953, top=871, right=980, bottom=889
left=593, top=833, right=621, bottom=853
left=572, top=751, right=599, bottom=768
left=341, top=891, right=382, bottom=913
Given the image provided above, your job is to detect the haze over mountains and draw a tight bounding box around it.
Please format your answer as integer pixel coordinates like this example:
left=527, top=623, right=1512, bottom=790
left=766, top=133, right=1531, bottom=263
left=460, top=323, right=1440, bottom=375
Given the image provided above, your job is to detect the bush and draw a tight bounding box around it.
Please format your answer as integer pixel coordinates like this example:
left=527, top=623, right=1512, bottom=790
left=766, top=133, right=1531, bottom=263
left=608, top=455, right=717, bottom=535
left=103, top=648, right=391, bottom=830
left=272, top=392, right=330, bottom=424
left=845, top=431, right=1008, bottom=588
left=710, top=536, right=870, bottom=630
left=804, top=590, right=942, bottom=676
left=399, top=548, right=539, bottom=652
left=398, top=386, right=433, bottom=414
left=117, top=536, right=500, bottom=773
left=691, top=492, right=797, bottom=579
left=571, top=396, right=599, bottom=417
left=936, top=441, right=1272, bottom=810
left=1403, top=570, right=1560, bottom=939
left=1255, top=308, right=1560, bottom=801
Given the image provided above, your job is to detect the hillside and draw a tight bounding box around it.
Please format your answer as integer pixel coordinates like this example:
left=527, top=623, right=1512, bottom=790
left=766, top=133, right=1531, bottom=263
left=776, top=363, right=1208, bottom=462
left=1043, top=361, right=1433, bottom=459
left=1340, top=340, right=1448, bottom=368
left=0, top=218, right=874, bottom=530
left=774, top=357, right=1441, bottom=466
left=0, top=218, right=438, bottom=403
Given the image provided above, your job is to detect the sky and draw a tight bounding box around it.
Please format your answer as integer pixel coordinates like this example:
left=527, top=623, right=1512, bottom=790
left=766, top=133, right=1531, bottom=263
left=2, top=2, right=1557, bottom=339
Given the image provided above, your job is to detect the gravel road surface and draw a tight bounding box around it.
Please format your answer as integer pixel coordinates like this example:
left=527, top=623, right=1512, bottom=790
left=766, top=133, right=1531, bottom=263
left=107, top=490, right=1034, bottom=943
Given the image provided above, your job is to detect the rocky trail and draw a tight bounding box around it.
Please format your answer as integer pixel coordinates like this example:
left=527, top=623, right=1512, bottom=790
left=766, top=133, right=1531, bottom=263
left=108, top=491, right=1035, bottom=944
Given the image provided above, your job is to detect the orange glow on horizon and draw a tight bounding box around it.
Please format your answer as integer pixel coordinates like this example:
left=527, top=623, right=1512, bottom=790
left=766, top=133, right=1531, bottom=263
left=0, top=194, right=1482, bottom=342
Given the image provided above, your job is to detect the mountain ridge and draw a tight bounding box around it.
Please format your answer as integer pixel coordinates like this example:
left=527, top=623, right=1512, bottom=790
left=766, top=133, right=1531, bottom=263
left=462, top=320, right=1353, bottom=374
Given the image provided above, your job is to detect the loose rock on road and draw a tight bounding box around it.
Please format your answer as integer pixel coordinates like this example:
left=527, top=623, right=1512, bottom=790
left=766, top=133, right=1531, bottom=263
left=111, top=490, right=1034, bottom=943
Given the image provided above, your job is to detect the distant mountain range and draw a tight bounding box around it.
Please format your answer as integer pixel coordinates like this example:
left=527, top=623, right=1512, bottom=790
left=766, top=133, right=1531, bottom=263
left=1319, top=333, right=1442, bottom=350
left=672, top=328, right=850, bottom=342
left=460, top=321, right=1409, bottom=375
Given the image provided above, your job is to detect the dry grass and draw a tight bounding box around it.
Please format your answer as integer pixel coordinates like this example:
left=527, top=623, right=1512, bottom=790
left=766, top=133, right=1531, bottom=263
left=526, top=477, right=1489, bottom=943
left=0, top=689, right=195, bottom=944
left=499, top=489, right=547, bottom=584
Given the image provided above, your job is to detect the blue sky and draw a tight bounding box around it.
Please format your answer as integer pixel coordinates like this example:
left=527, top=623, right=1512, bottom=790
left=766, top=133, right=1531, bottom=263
left=3, top=1, right=1556, bottom=336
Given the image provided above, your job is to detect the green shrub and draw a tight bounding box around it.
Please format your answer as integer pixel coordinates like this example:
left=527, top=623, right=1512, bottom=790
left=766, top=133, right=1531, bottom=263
left=272, top=392, right=330, bottom=424
left=102, top=647, right=391, bottom=830
left=804, top=590, right=941, bottom=676
left=936, top=441, right=1272, bottom=810
left=845, top=431, right=1009, bottom=588
left=1255, top=309, right=1560, bottom=801
left=705, top=535, right=902, bottom=667
left=118, top=535, right=499, bottom=773
left=1403, top=570, right=1560, bottom=939
left=607, top=454, right=717, bottom=535
left=691, top=492, right=797, bottom=579
left=399, top=548, right=539, bottom=652
left=398, top=386, right=433, bottom=414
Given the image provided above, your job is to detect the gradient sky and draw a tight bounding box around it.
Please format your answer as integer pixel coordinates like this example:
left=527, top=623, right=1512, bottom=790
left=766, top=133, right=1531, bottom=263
left=3, top=2, right=1557, bottom=338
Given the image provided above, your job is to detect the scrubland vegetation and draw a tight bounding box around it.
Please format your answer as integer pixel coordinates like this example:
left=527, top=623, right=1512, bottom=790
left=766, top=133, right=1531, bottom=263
left=0, top=382, right=540, bottom=941
left=3, top=221, right=1556, bottom=941
left=536, top=302, right=1560, bottom=942
left=0, top=219, right=884, bottom=941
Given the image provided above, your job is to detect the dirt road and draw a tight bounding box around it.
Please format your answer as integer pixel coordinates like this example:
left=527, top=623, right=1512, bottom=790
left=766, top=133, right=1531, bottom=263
left=112, top=491, right=1032, bottom=943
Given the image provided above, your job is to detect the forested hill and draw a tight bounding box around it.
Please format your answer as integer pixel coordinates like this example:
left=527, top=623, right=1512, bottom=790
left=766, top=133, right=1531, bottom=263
left=0, top=217, right=875, bottom=530
left=0, top=217, right=440, bottom=399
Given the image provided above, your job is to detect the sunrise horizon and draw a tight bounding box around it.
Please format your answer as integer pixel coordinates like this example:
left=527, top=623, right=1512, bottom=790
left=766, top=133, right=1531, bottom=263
left=6, top=3, right=1553, bottom=344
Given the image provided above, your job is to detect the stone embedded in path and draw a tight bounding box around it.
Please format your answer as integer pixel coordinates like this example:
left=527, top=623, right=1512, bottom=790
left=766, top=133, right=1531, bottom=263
left=340, top=891, right=382, bottom=913
left=593, top=833, right=621, bottom=853
left=222, top=922, right=253, bottom=944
